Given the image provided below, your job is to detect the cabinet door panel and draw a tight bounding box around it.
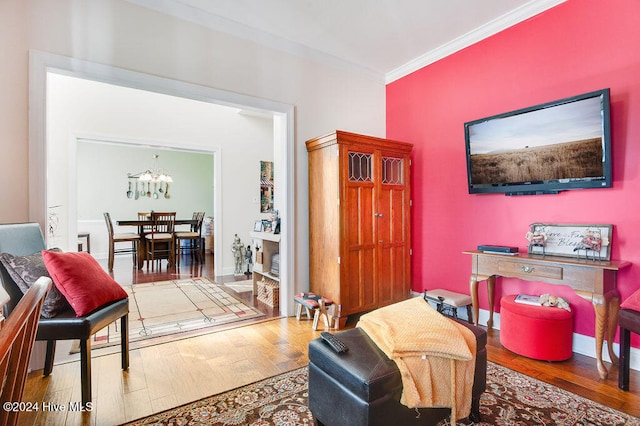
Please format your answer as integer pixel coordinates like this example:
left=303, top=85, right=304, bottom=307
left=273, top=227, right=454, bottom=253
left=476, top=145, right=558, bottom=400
left=381, top=241, right=409, bottom=302
left=344, top=185, right=375, bottom=246
left=343, top=181, right=376, bottom=313
left=377, top=155, right=410, bottom=305
left=344, top=245, right=376, bottom=313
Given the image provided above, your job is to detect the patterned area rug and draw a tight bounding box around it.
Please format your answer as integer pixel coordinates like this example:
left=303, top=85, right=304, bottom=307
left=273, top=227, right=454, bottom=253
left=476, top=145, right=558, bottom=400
left=123, top=363, right=640, bottom=425
left=74, top=278, right=263, bottom=351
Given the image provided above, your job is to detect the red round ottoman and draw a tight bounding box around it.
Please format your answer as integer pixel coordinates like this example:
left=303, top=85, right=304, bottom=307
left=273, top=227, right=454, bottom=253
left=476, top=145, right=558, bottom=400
left=500, top=294, right=574, bottom=361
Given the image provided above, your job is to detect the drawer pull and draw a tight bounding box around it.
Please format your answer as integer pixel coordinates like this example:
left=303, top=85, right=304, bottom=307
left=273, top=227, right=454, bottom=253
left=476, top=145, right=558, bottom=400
left=521, top=265, right=535, bottom=273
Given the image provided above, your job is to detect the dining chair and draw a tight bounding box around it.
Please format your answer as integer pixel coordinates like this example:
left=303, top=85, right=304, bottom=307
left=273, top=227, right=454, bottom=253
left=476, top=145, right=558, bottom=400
left=144, top=212, right=176, bottom=270
left=0, top=223, right=130, bottom=408
left=104, top=212, right=140, bottom=272
left=137, top=212, right=154, bottom=232
left=175, top=211, right=206, bottom=266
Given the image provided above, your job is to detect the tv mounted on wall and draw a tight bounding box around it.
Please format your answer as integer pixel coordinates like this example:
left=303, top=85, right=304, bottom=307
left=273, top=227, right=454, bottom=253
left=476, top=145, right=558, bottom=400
left=464, top=88, right=612, bottom=195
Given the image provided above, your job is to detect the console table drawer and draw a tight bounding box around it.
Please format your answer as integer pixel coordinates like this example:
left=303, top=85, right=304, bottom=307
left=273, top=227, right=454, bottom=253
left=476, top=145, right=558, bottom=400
left=497, top=261, right=563, bottom=280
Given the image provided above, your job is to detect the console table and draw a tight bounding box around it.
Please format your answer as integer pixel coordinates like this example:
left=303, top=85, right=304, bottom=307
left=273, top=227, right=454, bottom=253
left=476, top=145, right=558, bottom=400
left=463, top=250, right=630, bottom=379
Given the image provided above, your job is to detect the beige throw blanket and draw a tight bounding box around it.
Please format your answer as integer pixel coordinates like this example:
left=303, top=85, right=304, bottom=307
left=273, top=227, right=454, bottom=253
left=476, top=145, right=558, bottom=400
left=357, top=297, right=476, bottom=422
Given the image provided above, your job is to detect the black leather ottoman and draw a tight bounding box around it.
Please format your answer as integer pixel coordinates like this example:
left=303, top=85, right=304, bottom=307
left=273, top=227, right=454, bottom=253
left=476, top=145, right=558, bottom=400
left=308, top=321, right=486, bottom=426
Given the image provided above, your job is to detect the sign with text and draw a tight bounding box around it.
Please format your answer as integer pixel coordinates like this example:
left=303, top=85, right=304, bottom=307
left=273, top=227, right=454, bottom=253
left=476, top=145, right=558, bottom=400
left=527, top=223, right=612, bottom=260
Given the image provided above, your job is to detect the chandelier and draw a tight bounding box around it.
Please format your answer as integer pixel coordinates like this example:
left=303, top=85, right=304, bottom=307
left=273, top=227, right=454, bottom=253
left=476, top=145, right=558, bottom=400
left=127, top=154, right=173, bottom=199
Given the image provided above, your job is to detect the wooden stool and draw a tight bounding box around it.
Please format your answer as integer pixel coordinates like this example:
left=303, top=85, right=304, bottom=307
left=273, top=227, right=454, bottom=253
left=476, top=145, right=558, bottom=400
left=294, top=293, right=335, bottom=330
left=424, top=289, right=473, bottom=323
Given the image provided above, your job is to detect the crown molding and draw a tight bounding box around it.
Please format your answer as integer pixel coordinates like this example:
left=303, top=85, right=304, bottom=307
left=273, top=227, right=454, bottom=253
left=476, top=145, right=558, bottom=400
left=125, top=0, right=385, bottom=83
left=385, top=0, right=567, bottom=84
left=126, top=0, right=566, bottom=86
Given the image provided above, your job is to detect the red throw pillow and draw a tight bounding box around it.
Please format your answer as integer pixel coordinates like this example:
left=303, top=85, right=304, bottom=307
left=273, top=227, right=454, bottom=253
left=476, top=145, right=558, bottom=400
left=620, top=288, right=640, bottom=312
left=42, top=251, right=127, bottom=317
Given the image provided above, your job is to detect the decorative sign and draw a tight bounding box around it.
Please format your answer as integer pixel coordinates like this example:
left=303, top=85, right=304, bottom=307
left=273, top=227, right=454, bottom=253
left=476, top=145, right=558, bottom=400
left=527, top=223, right=613, bottom=261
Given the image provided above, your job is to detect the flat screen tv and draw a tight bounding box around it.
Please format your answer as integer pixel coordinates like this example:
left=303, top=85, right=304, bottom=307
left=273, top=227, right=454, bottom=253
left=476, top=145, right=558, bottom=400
left=464, top=88, right=611, bottom=195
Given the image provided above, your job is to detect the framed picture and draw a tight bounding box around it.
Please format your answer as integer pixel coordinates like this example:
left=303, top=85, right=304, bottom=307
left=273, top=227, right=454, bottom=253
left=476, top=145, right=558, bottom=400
left=260, top=161, right=274, bottom=213
left=527, top=223, right=613, bottom=260
left=253, top=220, right=263, bottom=232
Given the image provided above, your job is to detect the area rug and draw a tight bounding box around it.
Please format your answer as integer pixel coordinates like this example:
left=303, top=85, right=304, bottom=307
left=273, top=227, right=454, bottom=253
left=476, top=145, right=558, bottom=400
left=73, top=277, right=264, bottom=351
left=123, top=362, right=640, bottom=425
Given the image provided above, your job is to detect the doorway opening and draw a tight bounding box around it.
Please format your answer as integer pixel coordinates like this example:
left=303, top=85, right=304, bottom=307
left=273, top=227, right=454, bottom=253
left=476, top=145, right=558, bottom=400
left=29, top=51, right=295, bottom=316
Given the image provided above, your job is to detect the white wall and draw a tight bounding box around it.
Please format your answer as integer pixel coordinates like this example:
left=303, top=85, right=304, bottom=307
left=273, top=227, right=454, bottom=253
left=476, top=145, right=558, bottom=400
left=47, top=73, right=273, bottom=274
left=75, top=143, right=214, bottom=223
left=0, top=0, right=386, bottom=295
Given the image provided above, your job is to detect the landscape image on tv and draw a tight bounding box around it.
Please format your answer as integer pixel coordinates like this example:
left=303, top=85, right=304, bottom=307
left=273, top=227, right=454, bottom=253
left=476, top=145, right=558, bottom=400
left=468, top=96, right=605, bottom=185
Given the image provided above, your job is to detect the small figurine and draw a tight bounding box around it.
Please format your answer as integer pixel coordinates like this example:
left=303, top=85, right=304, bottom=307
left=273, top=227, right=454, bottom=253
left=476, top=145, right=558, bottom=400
left=244, top=245, right=253, bottom=275
left=573, top=229, right=607, bottom=260
left=526, top=230, right=547, bottom=254
left=231, top=234, right=245, bottom=275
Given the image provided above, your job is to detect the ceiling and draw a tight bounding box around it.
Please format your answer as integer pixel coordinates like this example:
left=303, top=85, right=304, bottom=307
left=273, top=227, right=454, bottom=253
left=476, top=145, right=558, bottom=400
left=127, top=0, right=565, bottom=83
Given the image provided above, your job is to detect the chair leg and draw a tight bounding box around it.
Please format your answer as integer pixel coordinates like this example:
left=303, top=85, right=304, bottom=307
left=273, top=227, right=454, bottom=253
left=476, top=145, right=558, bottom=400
left=466, top=305, right=474, bottom=324
left=170, top=240, right=175, bottom=268
left=43, top=340, right=56, bottom=376
left=132, top=241, right=137, bottom=266
left=121, top=314, right=129, bottom=370
left=176, top=238, right=181, bottom=267
left=151, top=240, right=156, bottom=271
left=79, top=338, right=92, bottom=407
left=108, top=242, right=115, bottom=272
left=196, top=239, right=204, bottom=263
left=137, top=239, right=145, bottom=269
left=295, top=303, right=303, bottom=320
left=619, top=326, right=631, bottom=390
left=147, top=240, right=155, bottom=271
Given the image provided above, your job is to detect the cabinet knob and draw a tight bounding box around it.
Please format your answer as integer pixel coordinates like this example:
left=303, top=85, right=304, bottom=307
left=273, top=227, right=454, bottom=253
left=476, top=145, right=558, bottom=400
left=521, top=265, right=535, bottom=274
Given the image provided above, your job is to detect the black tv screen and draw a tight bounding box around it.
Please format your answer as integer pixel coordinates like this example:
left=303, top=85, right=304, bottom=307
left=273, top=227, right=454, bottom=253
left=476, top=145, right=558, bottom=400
left=464, top=89, right=611, bottom=195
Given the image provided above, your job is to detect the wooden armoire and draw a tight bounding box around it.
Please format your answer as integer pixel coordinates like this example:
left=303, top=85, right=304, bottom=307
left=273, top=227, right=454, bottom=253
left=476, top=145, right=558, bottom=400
left=306, top=130, right=412, bottom=328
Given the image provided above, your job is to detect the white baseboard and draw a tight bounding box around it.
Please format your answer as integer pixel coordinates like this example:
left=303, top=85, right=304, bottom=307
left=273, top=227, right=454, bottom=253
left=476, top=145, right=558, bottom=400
left=480, top=309, right=639, bottom=372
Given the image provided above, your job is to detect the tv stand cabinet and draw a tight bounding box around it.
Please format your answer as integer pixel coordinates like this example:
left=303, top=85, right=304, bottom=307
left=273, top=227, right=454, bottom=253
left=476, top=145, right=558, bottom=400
left=463, top=250, right=630, bottom=380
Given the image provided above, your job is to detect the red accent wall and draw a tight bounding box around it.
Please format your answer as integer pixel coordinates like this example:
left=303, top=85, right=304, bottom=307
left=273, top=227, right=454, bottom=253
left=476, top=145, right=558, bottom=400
left=386, top=0, right=640, bottom=345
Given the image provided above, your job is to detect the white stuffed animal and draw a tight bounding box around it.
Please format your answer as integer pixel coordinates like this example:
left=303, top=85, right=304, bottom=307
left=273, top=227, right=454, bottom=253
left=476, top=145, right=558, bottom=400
left=539, top=293, right=571, bottom=312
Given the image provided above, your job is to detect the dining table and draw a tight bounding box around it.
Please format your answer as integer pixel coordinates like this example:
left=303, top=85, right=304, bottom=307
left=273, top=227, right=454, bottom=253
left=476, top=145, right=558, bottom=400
left=117, top=218, right=199, bottom=269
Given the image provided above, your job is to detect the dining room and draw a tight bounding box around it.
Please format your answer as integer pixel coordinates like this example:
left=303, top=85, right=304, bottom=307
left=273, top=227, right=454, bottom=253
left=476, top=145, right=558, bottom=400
left=74, top=141, right=214, bottom=269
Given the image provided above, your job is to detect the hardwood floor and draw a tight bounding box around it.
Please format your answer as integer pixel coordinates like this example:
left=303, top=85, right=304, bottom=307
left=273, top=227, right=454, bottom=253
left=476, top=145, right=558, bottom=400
left=21, top=253, right=640, bottom=424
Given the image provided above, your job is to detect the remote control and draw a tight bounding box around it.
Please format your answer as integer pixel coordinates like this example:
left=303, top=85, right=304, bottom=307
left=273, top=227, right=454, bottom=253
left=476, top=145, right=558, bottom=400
left=321, top=332, right=349, bottom=353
